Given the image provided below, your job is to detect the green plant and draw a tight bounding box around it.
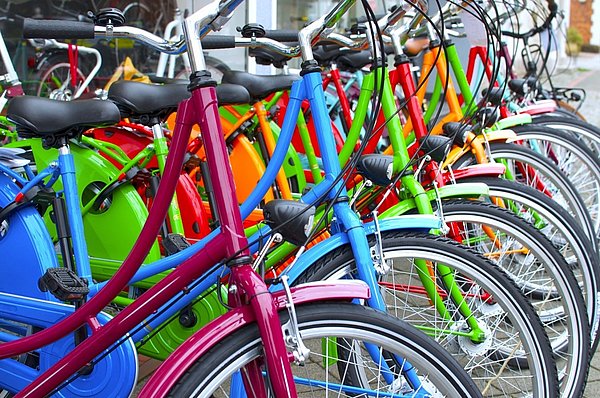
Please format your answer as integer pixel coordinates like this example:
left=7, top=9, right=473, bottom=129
left=567, top=27, right=584, bottom=46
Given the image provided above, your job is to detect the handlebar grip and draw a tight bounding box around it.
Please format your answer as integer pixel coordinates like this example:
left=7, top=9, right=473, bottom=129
left=23, top=18, right=95, bottom=39
left=264, top=30, right=299, bottom=42
left=201, top=35, right=236, bottom=49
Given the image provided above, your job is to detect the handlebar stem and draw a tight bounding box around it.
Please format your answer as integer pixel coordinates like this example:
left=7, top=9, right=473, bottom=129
left=298, top=0, right=356, bottom=62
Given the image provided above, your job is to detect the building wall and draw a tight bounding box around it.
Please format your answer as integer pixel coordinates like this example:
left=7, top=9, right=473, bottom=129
left=570, top=0, right=594, bottom=43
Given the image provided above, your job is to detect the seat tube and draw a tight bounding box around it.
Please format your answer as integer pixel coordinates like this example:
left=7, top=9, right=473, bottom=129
left=58, top=145, right=92, bottom=280
left=190, top=85, right=247, bottom=256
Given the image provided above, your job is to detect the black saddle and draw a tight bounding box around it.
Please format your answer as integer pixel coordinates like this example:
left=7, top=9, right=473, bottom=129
left=508, top=77, right=537, bottom=96
left=250, top=44, right=295, bottom=68
left=336, top=50, right=373, bottom=72
left=7, top=96, right=121, bottom=147
left=481, top=87, right=505, bottom=106
left=313, top=45, right=344, bottom=67
left=109, top=81, right=251, bottom=119
left=221, top=70, right=300, bottom=101
left=418, top=135, right=452, bottom=163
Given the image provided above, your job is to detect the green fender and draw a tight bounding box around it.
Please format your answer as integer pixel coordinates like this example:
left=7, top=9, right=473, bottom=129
left=8, top=139, right=162, bottom=277
left=491, top=114, right=533, bottom=131
left=380, top=183, right=490, bottom=218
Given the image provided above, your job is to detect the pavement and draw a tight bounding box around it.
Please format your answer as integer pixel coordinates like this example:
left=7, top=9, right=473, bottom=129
left=551, top=51, right=600, bottom=397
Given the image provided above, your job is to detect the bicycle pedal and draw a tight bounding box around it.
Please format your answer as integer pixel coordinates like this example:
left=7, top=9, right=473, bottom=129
left=163, top=233, right=191, bottom=256
left=38, top=268, right=89, bottom=302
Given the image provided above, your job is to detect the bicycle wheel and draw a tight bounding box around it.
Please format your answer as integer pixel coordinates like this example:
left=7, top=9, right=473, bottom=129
left=35, top=62, right=91, bottom=101
left=460, top=176, right=600, bottom=351
left=437, top=199, right=590, bottom=397
left=169, top=302, right=485, bottom=397
left=294, top=232, right=559, bottom=397
left=511, top=124, right=600, bottom=243
left=531, top=114, right=600, bottom=154
left=455, top=142, right=596, bottom=243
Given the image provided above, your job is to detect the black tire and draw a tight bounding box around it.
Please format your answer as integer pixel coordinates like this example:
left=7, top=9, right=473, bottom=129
left=454, top=141, right=596, bottom=243
left=294, top=231, right=559, bottom=397
left=169, top=302, right=484, bottom=397
left=460, top=176, right=600, bottom=352
left=531, top=114, right=600, bottom=154
left=510, top=124, right=600, bottom=245
left=437, top=199, right=590, bottom=396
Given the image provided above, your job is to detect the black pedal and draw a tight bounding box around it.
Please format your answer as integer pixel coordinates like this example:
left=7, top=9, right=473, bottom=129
left=163, top=233, right=191, bottom=256
left=38, top=268, right=89, bottom=302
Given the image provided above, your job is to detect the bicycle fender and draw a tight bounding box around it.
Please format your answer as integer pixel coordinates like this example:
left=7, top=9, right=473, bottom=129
left=273, top=216, right=441, bottom=289
left=380, top=183, right=491, bottom=218
left=442, top=164, right=506, bottom=183
left=491, top=114, right=533, bottom=130
left=516, top=102, right=557, bottom=116
left=0, top=173, right=58, bottom=301
left=139, top=280, right=370, bottom=397
left=479, top=129, right=517, bottom=142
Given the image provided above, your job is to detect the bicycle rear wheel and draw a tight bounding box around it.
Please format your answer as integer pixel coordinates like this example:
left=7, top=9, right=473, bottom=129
left=511, top=124, right=600, bottom=244
left=168, top=302, right=485, bottom=397
left=455, top=142, right=596, bottom=243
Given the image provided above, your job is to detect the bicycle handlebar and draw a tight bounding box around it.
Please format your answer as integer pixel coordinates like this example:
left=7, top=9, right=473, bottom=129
left=23, top=18, right=95, bottom=39
left=501, top=0, right=558, bottom=40
left=263, top=30, right=301, bottom=42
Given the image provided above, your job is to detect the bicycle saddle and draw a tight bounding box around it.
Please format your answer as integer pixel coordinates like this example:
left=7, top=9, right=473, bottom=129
left=108, top=81, right=252, bottom=120
left=508, top=76, right=537, bottom=96
left=336, top=50, right=373, bottom=72
left=356, top=154, right=394, bottom=186
left=442, top=122, right=471, bottom=147
left=7, top=96, right=121, bottom=147
left=250, top=44, right=295, bottom=68
left=313, top=44, right=344, bottom=67
left=418, top=135, right=452, bottom=163
left=221, top=70, right=300, bottom=101
left=481, top=87, right=505, bottom=106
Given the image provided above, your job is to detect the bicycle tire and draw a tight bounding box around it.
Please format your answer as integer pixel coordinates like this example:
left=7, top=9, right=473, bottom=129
left=168, top=302, right=485, bottom=397
left=437, top=199, right=590, bottom=397
left=460, top=176, right=600, bottom=352
left=531, top=114, right=600, bottom=154
left=511, top=124, right=600, bottom=243
left=294, top=231, right=559, bottom=397
left=454, top=141, right=596, bottom=243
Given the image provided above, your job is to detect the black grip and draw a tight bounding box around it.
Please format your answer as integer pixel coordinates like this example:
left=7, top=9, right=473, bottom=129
left=201, top=35, right=236, bottom=49
left=23, top=18, right=95, bottom=39
left=264, top=30, right=299, bottom=42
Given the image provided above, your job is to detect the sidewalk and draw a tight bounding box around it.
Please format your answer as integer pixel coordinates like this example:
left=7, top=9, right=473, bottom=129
left=552, top=51, right=600, bottom=397
left=552, top=52, right=600, bottom=127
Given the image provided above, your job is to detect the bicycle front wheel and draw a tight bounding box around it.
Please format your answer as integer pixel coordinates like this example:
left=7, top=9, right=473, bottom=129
left=168, top=302, right=484, bottom=397
left=294, top=231, right=559, bottom=397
